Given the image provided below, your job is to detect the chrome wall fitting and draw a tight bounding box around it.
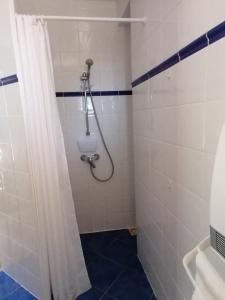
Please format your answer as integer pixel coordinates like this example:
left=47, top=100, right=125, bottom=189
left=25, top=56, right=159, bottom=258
left=80, top=153, right=100, bottom=168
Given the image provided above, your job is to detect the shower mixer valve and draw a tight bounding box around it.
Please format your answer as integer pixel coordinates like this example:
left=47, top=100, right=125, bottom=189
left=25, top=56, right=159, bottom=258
left=80, top=153, right=100, bottom=168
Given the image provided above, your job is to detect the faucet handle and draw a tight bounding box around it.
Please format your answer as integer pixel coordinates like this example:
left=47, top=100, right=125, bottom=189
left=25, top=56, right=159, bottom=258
left=92, top=153, right=100, bottom=160
left=80, top=153, right=100, bottom=168
left=80, top=154, right=88, bottom=162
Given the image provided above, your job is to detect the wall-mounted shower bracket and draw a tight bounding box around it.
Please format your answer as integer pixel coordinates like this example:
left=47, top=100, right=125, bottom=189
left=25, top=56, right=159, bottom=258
left=81, top=153, right=100, bottom=168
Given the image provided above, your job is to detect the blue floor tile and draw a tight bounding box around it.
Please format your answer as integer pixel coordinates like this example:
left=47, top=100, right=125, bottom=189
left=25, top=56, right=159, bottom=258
left=107, top=269, right=154, bottom=300
left=100, top=294, right=115, bottom=299
left=0, top=272, right=20, bottom=299
left=85, top=252, right=123, bottom=292
left=5, top=287, right=37, bottom=300
left=117, top=231, right=137, bottom=250
left=102, top=239, right=139, bottom=270
left=0, top=272, right=37, bottom=300
left=79, top=230, right=157, bottom=300
left=81, top=230, right=124, bottom=256
left=76, top=288, right=102, bottom=300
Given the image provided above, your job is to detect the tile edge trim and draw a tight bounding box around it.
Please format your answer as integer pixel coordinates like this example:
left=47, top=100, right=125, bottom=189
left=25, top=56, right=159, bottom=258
left=0, top=75, right=132, bottom=97
left=0, top=74, right=18, bottom=86
left=132, top=20, right=225, bottom=88
left=56, top=90, right=132, bottom=97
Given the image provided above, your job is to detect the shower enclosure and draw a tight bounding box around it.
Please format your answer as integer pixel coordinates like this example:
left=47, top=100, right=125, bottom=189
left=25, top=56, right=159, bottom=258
left=46, top=2, right=135, bottom=235
left=14, top=0, right=136, bottom=233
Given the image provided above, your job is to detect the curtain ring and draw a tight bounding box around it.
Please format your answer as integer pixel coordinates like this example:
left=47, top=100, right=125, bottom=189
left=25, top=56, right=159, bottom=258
left=32, top=15, right=37, bottom=26
left=40, top=15, right=45, bottom=25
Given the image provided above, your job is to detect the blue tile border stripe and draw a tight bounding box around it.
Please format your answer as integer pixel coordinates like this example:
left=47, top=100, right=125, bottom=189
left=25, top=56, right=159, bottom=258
left=0, top=75, right=132, bottom=98
left=179, top=34, right=208, bottom=60
left=208, top=21, right=225, bottom=44
left=2, top=21, right=225, bottom=92
left=132, top=20, right=225, bottom=88
left=55, top=90, right=132, bottom=97
left=0, top=74, right=18, bottom=86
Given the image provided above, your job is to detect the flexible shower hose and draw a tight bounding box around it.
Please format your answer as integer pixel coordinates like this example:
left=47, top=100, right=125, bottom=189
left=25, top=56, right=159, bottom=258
left=87, top=80, right=115, bottom=182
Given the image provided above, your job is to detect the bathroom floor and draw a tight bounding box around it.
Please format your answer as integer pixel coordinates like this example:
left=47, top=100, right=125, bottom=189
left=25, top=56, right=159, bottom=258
left=77, top=230, right=156, bottom=300
left=0, top=271, right=37, bottom=300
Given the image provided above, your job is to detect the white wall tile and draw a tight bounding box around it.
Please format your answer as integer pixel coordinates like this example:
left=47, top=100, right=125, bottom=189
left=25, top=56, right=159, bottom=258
left=0, top=144, right=14, bottom=170
left=206, top=38, right=225, bottom=101
left=0, top=87, right=7, bottom=116
left=0, top=1, right=17, bottom=75
left=204, top=100, right=225, bottom=154
left=131, top=1, right=225, bottom=299
left=2, top=171, right=16, bottom=194
left=0, top=1, right=40, bottom=296
left=0, top=117, right=10, bottom=143
left=208, top=0, right=225, bottom=29
left=4, top=84, right=23, bottom=115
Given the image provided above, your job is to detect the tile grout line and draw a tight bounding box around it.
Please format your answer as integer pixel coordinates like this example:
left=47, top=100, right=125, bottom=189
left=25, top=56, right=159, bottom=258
left=99, top=270, right=123, bottom=300
left=0, top=272, right=35, bottom=300
left=81, top=230, right=156, bottom=300
left=85, top=234, right=137, bottom=270
left=82, top=233, right=129, bottom=298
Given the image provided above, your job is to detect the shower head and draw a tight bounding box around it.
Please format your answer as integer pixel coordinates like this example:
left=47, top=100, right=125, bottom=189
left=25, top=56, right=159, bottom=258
left=85, top=58, right=94, bottom=79
left=80, top=59, right=94, bottom=82
left=86, top=58, right=94, bottom=67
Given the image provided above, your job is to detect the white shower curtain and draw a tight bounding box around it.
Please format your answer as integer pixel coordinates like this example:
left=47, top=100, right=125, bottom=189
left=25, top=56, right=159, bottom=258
left=14, top=15, right=90, bottom=300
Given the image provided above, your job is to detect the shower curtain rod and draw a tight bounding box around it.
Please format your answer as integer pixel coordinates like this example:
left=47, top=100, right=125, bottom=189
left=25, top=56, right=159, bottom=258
left=28, top=15, right=146, bottom=24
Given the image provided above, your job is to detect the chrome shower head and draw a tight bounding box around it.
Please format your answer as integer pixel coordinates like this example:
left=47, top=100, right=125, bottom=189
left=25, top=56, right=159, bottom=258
left=85, top=58, right=94, bottom=79
left=86, top=58, right=94, bottom=67
left=80, top=59, right=94, bottom=83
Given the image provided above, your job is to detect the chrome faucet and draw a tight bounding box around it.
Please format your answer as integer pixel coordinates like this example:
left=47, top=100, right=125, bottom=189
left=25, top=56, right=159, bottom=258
left=80, top=154, right=100, bottom=168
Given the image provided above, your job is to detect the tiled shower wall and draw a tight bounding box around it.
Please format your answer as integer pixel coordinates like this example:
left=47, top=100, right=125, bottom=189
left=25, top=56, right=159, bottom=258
left=131, top=1, right=225, bottom=300
left=0, top=0, right=41, bottom=297
left=16, top=0, right=135, bottom=233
